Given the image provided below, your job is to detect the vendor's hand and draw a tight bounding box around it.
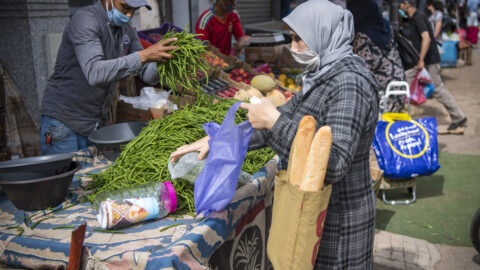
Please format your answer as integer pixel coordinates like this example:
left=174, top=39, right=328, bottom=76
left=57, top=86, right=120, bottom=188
left=233, top=36, right=250, bottom=54
left=139, top=38, right=177, bottom=64
left=416, top=59, right=425, bottom=70
left=170, top=136, right=210, bottom=162
left=240, top=98, right=281, bottom=130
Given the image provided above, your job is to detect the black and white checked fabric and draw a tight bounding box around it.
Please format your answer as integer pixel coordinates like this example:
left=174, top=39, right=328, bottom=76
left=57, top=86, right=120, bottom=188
left=249, top=55, right=379, bottom=269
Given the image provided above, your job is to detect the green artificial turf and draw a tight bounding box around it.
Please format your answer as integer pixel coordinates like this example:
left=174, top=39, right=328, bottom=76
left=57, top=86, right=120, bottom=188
left=375, top=152, right=480, bottom=246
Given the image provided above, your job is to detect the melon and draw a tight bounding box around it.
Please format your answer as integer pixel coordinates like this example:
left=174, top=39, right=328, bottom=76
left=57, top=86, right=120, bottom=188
left=246, top=87, right=263, bottom=98
left=251, top=75, right=276, bottom=94
left=234, top=89, right=251, bottom=101
left=267, top=89, right=287, bottom=107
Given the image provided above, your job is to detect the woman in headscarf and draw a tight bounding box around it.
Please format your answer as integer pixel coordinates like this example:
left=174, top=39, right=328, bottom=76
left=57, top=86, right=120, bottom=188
left=347, top=0, right=406, bottom=114
left=171, top=1, right=379, bottom=268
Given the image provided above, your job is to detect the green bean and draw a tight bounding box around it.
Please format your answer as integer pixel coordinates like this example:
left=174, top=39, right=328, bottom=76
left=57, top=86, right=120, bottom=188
left=159, top=223, right=184, bottom=232
left=157, top=28, right=210, bottom=95
left=52, top=225, right=75, bottom=230
left=7, top=225, right=24, bottom=236
left=86, top=98, right=275, bottom=215
left=94, top=229, right=126, bottom=234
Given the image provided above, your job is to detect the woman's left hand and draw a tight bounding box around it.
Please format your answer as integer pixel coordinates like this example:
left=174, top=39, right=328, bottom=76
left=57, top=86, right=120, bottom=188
left=240, top=98, right=281, bottom=130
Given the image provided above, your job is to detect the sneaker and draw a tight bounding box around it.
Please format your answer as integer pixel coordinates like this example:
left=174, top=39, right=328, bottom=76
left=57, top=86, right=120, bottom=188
left=447, top=117, right=467, bottom=131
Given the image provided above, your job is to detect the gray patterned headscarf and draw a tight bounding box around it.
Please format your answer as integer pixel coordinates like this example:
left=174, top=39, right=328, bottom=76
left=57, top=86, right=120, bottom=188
left=283, top=0, right=355, bottom=94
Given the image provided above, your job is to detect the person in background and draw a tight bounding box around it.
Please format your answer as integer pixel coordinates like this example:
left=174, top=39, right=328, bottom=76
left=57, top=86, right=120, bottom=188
left=400, top=0, right=467, bottom=132
left=427, top=0, right=445, bottom=43
left=457, top=18, right=473, bottom=48
left=173, top=1, right=379, bottom=268
left=347, top=0, right=406, bottom=114
left=195, top=0, right=249, bottom=56
left=466, top=0, right=479, bottom=27
left=40, top=0, right=177, bottom=155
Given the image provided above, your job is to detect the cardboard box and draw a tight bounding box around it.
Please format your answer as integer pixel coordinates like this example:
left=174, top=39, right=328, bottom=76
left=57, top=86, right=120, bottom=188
left=244, top=45, right=284, bottom=66
left=116, top=93, right=196, bottom=123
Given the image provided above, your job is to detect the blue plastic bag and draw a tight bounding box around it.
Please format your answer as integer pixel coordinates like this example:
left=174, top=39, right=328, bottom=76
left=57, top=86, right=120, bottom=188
left=423, top=83, right=435, bottom=99
left=194, top=102, right=253, bottom=216
left=372, top=116, right=440, bottom=179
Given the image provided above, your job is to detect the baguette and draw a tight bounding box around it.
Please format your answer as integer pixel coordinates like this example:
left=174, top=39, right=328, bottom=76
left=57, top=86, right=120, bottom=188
left=300, top=126, right=332, bottom=191
left=287, top=115, right=316, bottom=187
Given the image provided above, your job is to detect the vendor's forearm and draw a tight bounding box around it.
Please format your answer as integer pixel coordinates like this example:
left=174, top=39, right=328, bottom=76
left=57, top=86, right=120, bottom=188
left=140, top=63, right=160, bottom=85
left=80, top=52, right=143, bottom=87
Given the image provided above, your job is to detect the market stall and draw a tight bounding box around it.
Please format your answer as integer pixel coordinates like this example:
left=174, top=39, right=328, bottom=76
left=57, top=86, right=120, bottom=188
left=0, top=23, right=295, bottom=269
left=0, top=148, right=277, bottom=269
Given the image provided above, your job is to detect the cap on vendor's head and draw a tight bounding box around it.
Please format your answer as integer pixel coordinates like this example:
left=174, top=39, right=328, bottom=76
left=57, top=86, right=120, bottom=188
left=125, top=0, right=152, bottom=10
left=403, top=0, right=417, bottom=6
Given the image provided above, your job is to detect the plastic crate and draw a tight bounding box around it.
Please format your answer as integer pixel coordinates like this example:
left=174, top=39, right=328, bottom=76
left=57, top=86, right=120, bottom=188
left=137, top=22, right=182, bottom=44
left=440, top=40, right=458, bottom=67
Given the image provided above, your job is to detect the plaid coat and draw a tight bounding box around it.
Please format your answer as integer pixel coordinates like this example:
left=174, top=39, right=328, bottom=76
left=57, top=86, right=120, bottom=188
left=249, top=55, right=379, bottom=269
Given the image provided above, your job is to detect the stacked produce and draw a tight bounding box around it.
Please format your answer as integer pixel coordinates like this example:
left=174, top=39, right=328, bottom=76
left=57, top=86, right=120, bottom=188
left=276, top=74, right=301, bottom=93
left=157, top=29, right=210, bottom=94
left=228, top=68, right=254, bottom=84
left=233, top=74, right=291, bottom=107
left=199, top=78, right=229, bottom=95
left=88, top=98, right=275, bottom=214
left=205, top=52, right=229, bottom=69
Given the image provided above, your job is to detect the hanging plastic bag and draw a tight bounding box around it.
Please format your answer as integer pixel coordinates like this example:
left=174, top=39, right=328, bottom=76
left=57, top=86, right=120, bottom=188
left=372, top=113, right=440, bottom=179
left=194, top=102, right=253, bottom=216
left=417, top=68, right=432, bottom=84
left=423, top=83, right=435, bottom=99
left=409, top=70, right=427, bottom=105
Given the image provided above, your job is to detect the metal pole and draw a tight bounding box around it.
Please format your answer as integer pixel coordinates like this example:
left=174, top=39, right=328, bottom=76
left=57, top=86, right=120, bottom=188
left=188, top=0, right=193, bottom=32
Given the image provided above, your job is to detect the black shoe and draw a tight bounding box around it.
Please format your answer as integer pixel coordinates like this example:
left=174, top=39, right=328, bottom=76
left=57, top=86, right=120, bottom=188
left=447, top=117, right=467, bottom=131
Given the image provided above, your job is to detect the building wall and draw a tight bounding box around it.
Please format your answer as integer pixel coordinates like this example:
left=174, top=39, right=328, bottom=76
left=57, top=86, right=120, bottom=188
left=172, top=0, right=210, bottom=32
left=0, top=0, right=70, bottom=124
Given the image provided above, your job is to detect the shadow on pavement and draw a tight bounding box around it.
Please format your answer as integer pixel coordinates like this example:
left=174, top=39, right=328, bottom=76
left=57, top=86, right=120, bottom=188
left=415, top=175, right=445, bottom=199
left=375, top=209, right=395, bottom=230
left=473, top=254, right=480, bottom=266
left=377, top=175, right=444, bottom=203
left=438, top=142, right=447, bottom=152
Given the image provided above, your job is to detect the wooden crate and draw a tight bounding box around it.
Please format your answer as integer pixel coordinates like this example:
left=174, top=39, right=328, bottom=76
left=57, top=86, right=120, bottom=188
left=116, top=93, right=197, bottom=123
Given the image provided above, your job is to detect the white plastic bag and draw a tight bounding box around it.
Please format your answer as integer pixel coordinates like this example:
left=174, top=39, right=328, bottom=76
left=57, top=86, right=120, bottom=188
left=417, top=68, right=432, bottom=84
left=119, top=87, right=175, bottom=112
left=168, top=152, right=254, bottom=186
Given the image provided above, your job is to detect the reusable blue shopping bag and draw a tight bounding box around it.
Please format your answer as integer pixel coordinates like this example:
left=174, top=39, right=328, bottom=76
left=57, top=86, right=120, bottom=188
left=194, top=102, right=253, bottom=216
left=372, top=113, right=440, bottom=179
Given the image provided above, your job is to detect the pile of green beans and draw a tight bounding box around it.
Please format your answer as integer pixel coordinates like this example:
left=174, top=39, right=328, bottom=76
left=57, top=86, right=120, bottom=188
left=87, top=99, right=275, bottom=214
left=157, top=28, right=210, bottom=94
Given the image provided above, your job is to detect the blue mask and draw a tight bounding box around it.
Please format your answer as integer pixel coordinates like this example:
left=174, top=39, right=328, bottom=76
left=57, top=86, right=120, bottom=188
left=107, top=0, right=131, bottom=27
left=398, top=9, right=408, bottom=18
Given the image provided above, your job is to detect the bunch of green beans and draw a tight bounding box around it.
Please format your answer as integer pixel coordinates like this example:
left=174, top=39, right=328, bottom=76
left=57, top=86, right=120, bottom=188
left=87, top=99, right=275, bottom=214
left=157, top=28, right=210, bottom=94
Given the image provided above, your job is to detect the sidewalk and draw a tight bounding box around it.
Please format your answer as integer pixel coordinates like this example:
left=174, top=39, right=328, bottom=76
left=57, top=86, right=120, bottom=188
left=374, top=46, right=480, bottom=270
left=373, top=230, right=480, bottom=270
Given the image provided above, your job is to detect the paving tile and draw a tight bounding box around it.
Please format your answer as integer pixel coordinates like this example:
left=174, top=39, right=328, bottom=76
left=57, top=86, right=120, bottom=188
left=374, top=256, right=405, bottom=270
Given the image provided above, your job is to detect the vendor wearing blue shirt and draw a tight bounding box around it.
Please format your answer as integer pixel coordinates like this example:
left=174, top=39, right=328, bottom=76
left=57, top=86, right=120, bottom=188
left=40, top=0, right=177, bottom=155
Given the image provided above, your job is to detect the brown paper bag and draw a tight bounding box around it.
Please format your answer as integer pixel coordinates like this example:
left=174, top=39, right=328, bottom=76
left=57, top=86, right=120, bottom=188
left=267, top=170, right=332, bottom=270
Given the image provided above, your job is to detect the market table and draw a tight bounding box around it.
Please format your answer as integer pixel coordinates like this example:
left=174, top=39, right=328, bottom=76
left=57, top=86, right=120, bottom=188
left=0, top=148, right=277, bottom=269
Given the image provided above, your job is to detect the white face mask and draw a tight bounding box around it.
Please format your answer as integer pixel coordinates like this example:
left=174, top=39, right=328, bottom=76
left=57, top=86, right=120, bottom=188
left=289, top=47, right=320, bottom=72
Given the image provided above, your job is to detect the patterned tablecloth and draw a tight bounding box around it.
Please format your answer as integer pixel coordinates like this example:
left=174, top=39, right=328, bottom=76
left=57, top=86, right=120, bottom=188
left=0, top=148, right=277, bottom=269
